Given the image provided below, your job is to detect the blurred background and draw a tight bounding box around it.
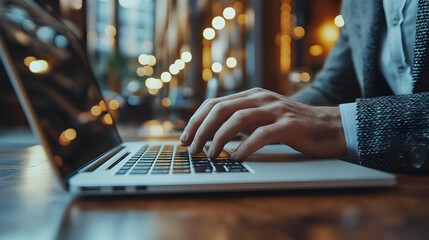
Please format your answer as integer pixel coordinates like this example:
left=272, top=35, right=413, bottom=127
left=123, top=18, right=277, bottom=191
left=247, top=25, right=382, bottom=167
left=0, top=0, right=343, bottom=139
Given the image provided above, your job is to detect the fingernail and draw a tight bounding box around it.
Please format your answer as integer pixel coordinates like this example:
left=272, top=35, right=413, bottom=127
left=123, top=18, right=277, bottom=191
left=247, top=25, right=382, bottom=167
left=180, top=131, right=189, bottom=142
left=207, top=148, right=213, bottom=158
left=189, top=144, right=196, bottom=154
left=230, top=152, right=238, bottom=160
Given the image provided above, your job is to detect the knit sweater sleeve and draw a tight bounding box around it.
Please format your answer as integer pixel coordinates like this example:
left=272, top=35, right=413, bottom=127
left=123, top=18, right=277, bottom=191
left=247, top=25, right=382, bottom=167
left=356, top=92, right=429, bottom=173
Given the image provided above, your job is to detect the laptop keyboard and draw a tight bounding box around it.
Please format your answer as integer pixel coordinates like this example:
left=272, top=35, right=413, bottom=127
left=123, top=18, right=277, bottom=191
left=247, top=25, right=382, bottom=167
left=115, top=144, right=249, bottom=175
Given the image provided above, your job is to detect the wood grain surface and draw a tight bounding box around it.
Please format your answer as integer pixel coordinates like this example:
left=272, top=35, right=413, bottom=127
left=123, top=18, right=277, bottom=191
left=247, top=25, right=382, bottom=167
left=1, top=142, right=429, bottom=240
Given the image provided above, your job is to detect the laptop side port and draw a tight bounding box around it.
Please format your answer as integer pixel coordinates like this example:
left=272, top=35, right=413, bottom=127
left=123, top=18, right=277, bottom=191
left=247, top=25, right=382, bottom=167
left=135, top=186, right=147, bottom=191
left=112, top=186, right=126, bottom=191
left=80, top=186, right=101, bottom=192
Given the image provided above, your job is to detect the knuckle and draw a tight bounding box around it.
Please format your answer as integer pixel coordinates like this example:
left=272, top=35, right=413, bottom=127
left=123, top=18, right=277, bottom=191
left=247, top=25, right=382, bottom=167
left=204, top=98, right=218, bottom=109
left=211, top=102, right=228, bottom=115
left=271, top=102, right=289, bottom=113
left=252, top=91, right=277, bottom=102
left=284, top=114, right=300, bottom=127
left=251, top=87, right=264, bottom=93
left=232, top=110, right=248, bottom=124
left=203, top=98, right=213, bottom=105
left=253, top=127, right=268, bottom=139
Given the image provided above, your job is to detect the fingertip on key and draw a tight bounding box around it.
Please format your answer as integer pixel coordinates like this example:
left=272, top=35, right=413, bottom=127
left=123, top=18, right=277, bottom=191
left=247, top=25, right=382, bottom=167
left=180, top=131, right=189, bottom=142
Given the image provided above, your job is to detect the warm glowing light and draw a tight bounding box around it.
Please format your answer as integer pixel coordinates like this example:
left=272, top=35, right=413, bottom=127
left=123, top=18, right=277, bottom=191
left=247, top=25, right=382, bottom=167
left=59, top=128, right=77, bottom=146
left=136, top=67, right=145, bottom=77
left=169, top=64, right=180, bottom=75
left=161, top=72, right=172, bottom=83
left=309, top=45, right=323, bottom=56
left=64, top=128, right=77, bottom=141
left=148, top=55, right=157, bottom=66
left=279, top=1, right=292, bottom=74
left=53, top=155, right=63, bottom=166
left=223, top=7, right=236, bottom=20
left=105, top=25, right=117, bottom=37
left=293, top=26, right=305, bottom=39
left=212, top=16, right=226, bottom=30
left=102, top=114, right=113, bottom=125
left=211, top=62, right=222, bottom=73
left=24, top=56, right=36, bottom=67
left=234, top=2, right=243, bottom=11
left=143, top=66, right=153, bottom=76
left=146, top=123, right=164, bottom=136
left=99, top=100, right=108, bottom=111
left=145, top=77, right=163, bottom=89
left=90, top=105, right=102, bottom=116
left=148, top=88, right=159, bottom=95
left=301, top=72, right=311, bottom=82
left=29, top=60, right=49, bottom=73
left=226, top=57, right=237, bottom=68
left=71, top=0, right=82, bottom=10
left=162, top=121, right=174, bottom=132
left=334, top=15, right=345, bottom=28
left=109, top=100, right=120, bottom=110
left=289, top=72, right=301, bottom=83
left=238, top=14, right=247, bottom=25
left=203, top=28, right=216, bottom=40
left=181, top=51, right=192, bottom=63
left=320, top=24, right=339, bottom=42
left=138, top=54, right=149, bottom=65
left=175, top=59, right=185, bottom=70
left=162, top=98, right=171, bottom=107
left=202, top=68, right=213, bottom=81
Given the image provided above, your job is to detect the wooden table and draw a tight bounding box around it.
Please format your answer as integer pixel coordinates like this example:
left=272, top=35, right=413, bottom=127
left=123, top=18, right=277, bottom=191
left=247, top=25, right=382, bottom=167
left=1, top=129, right=429, bottom=240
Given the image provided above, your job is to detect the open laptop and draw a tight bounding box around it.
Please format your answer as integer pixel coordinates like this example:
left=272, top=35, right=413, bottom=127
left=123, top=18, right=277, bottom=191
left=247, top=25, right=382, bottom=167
left=0, top=0, right=395, bottom=195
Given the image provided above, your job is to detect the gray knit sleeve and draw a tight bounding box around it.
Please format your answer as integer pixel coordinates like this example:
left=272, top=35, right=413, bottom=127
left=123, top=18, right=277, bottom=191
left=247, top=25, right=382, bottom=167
left=356, top=92, right=429, bottom=172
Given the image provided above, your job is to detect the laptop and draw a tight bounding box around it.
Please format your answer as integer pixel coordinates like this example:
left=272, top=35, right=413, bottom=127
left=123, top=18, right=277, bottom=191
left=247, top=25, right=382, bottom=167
left=0, top=0, right=395, bottom=195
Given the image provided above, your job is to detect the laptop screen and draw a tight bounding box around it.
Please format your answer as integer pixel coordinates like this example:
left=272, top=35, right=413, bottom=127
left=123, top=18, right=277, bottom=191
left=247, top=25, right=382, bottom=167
left=0, top=0, right=122, bottom=179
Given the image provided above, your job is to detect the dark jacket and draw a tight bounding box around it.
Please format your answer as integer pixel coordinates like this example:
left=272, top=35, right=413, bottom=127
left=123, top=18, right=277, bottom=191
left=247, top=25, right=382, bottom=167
left=292, top=0, right=429, bottom=173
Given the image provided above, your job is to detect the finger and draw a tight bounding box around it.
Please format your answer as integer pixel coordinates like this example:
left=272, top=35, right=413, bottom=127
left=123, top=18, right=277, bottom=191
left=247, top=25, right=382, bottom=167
left=188, top=96, right=263, bottom=154
left=230, top=123, right=281, bottom=160
left=207, top=108, right=275, bottom=159
left=180, top=88, right=265, bottom=145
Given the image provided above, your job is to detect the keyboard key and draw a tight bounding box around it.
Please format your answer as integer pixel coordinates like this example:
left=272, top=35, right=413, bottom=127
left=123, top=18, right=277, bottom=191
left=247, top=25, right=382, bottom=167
left=173, top=166, right=190, bottom=170
left=130, top=169, right=149, bottom=174
left=173, top=169, right=191, bottom=174
left=194, top=166, right=213, bottom=173
left=116, top=169, right=128, bottom=174
left=153, top=166, right=170, bottom=170
left=214, top=166, right=226, bottom=172
left=151, top=169, right=169, bottom=174
left=227, top=168, right=248, bottom=172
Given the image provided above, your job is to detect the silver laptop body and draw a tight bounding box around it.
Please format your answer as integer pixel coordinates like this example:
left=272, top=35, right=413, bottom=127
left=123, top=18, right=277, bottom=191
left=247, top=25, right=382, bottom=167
left=0, top=0, right=394, bottom=195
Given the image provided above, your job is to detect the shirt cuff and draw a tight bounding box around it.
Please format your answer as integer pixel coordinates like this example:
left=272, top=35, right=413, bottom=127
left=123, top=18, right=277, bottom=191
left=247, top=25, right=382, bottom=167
left=339, top=102, right=359, bottom=163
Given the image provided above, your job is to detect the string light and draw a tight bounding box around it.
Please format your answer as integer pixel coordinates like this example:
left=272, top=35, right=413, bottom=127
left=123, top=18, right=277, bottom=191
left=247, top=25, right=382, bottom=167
left=226, top=57, right=237, bottom=68
left=212, top=16, right=226, bottom=30
left=223, top=7, right=236, bottom=20
left=181, top=51, right=192, bottom=63
left=169, top=64, right=180, bottom=75
left=334, top=15, right=345, bottom=28
left=161, top=72, right=172, bottom=83
left=211, top=62, right=222, bottom=73
left=203, top=28, right=216, bottom=40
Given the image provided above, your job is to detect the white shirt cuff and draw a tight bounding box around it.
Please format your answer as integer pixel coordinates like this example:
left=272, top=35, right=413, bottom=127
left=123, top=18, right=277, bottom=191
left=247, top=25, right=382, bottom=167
left=339, top=102, right=359, bottom=163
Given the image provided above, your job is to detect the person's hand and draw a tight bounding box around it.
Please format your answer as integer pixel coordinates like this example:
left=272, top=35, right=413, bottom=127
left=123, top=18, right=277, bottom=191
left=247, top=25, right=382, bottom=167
left=180, top=87, right=347, bottom=160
